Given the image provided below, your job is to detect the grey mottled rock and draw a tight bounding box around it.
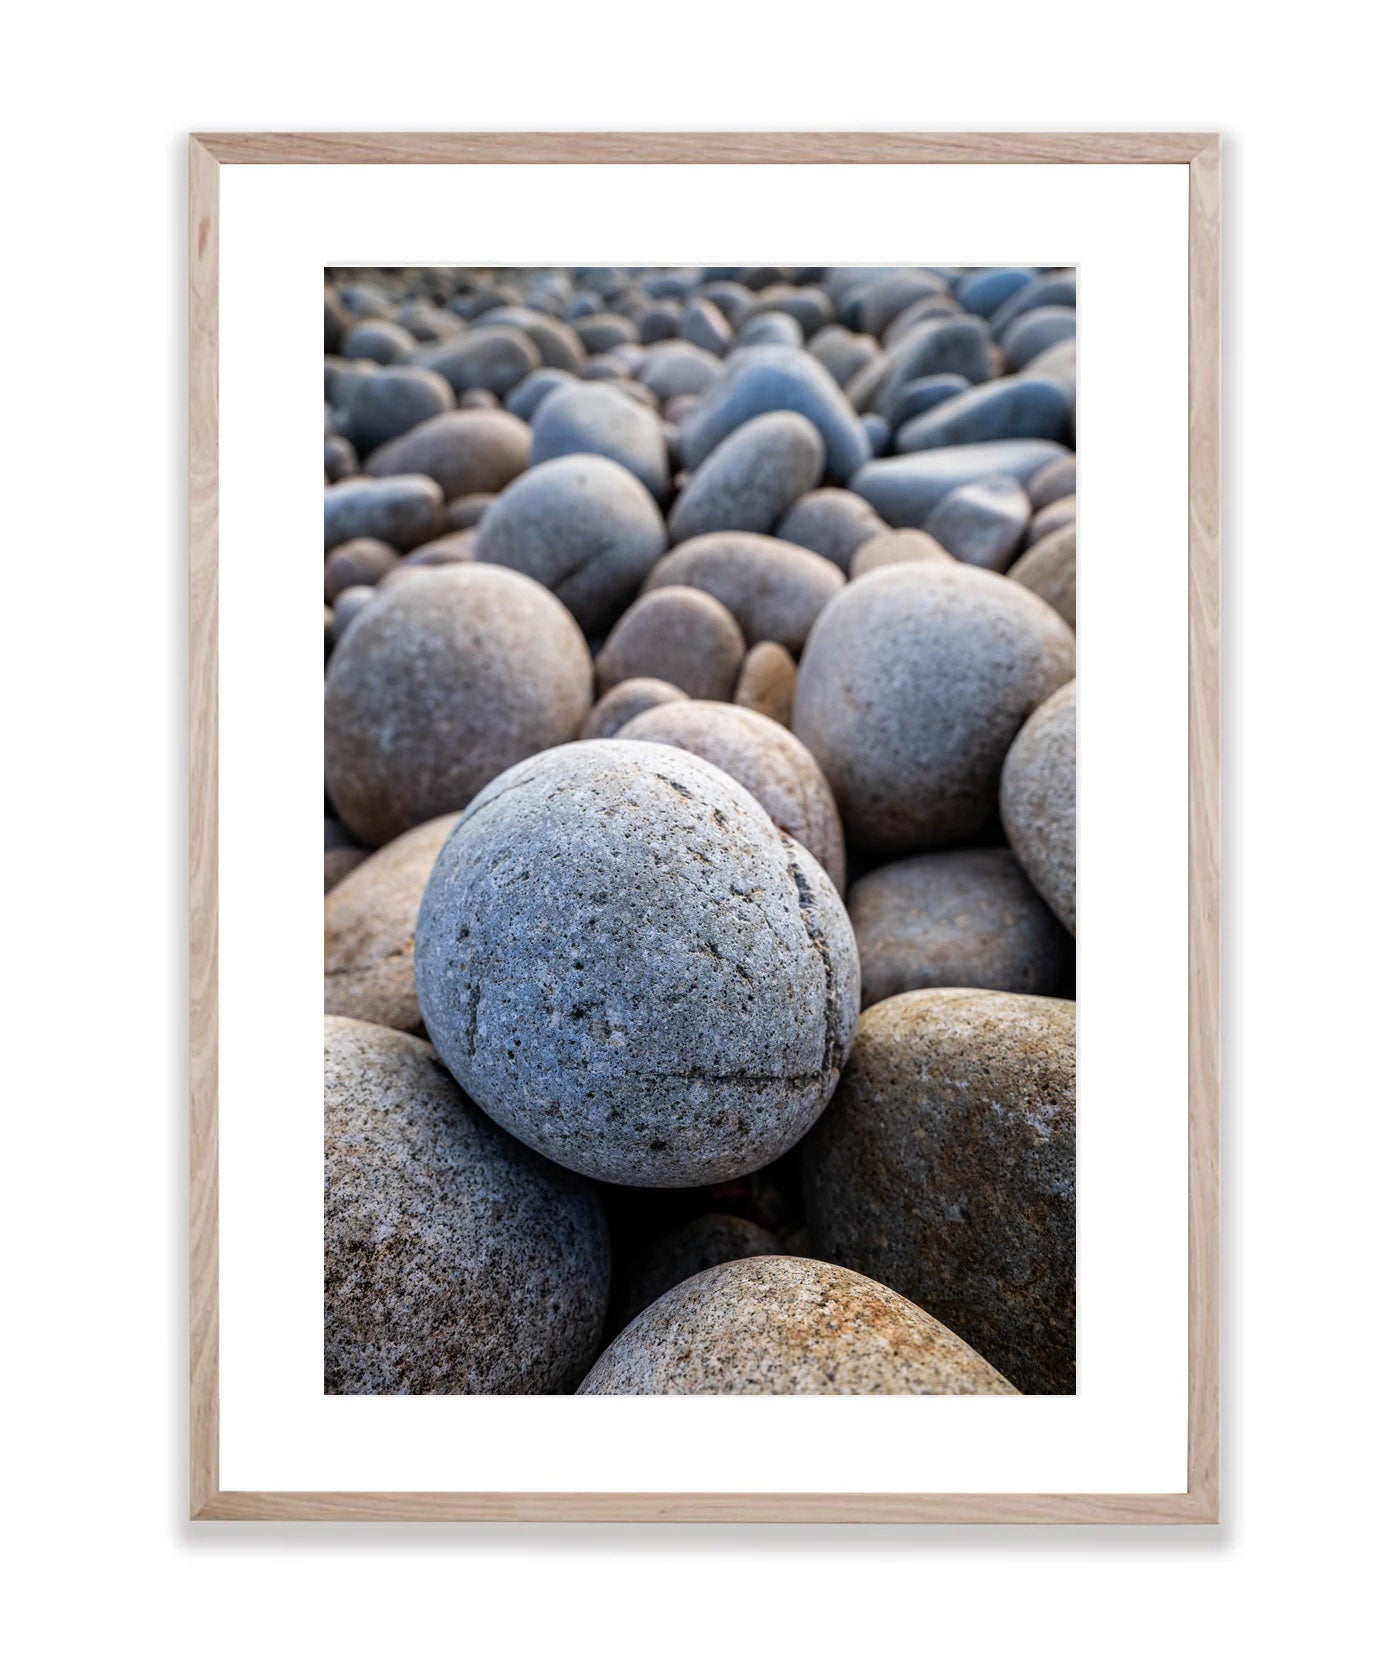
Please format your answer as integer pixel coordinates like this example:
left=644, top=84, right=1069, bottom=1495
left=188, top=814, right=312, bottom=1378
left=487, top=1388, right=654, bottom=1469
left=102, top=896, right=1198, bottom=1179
left=1000, top=680, right=1076, bottom=933
left=618, top=699, right=846, bottom=893
left=475, top=305, right=586, bottom=372
left=733, top=641, right=797, bottom=728
left=851, top=440, right=1070, bottom=526
left=574, top=313, right=640, bottom=354
left=610, top=1214, right=785, bottom=1332
left=1029, top=494, right=1077, bottom=544
left=475, top=455, right=667, bottom=638
left=324, top=1017, right=609, bottom=1394
left=366, top=408, right=532, bottom=500
left=581, top=677, right=689, bottom=739
left=776, top=488, right=887, bottom=572
left=668, top=411, right=824, bottom=542
left=858, top=270, right=949, bottom=339
left=324, top=563, right=592, bottom=847
left=595, top=586, right=745, bottom=701
left=679, top=346, right=871, bottom=483
left=325, top=537, right=398, bottom=602
left=506, top=367, right=576, bottom=421
left=324, top=474, right=443, bottom=553
left=645, top=532, right=845, bottom=654
left=848, top=848, right=1073, bottom=1007
left=1027, top=453, right=1077, bottom=511
left=1008, top=523, right=1076, bottom=628
left=341, top=318, right=416, bottom=364
left=415, top=740, right=859, bottom=1187
left=895, top=374, right=1070, bottom=452
left=529, top=381, right=670, bottom=503
left=925, top=475, right=1032, bottom=572
left=416, top=326, right=542, bottom=395
left=803, top=989, right=1076, bottom=1393
left=848, top=528, right=952, bottom=578
left=1003, top=306, right=1078, bottom=372
left=792, top=561, right=1076, bottom=854
left=578, top=1256, right=1017, bottom=1394
left=330, top=585, right=375, bottom=640
left=343, top=366, right=455, bottom=455
left=636, top=341, right=723, bottom=405
left=681, top=298, right=733, bottom=355
left=442, top=492, right=497, bottom=531
left=324, top=811, right=461, bottom=1033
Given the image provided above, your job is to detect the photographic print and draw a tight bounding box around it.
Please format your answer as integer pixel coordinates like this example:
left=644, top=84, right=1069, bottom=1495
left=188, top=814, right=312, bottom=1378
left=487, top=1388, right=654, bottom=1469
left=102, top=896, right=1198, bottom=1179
left=322, top=262, right=1079, bottom=1399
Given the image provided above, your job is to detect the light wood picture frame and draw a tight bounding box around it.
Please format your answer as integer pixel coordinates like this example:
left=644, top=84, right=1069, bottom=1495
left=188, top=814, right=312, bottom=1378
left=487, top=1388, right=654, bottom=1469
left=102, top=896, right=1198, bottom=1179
left=190, top=130, right=1220, bottom=1523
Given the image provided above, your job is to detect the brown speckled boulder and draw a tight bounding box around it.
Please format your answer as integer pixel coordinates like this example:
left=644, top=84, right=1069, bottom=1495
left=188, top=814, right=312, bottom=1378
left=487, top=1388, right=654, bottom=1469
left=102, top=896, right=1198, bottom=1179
left=324, top=1017, right=609, bottom=1394
left=578, top=1255, right=1017, bottom=1394
left=803, top=989, right=1076, bottom=1394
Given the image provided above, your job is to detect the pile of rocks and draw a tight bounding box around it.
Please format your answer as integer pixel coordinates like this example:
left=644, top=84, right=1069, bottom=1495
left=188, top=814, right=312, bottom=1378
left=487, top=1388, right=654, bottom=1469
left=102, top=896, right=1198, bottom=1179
left=323, top=264, right=1078, bottom=1396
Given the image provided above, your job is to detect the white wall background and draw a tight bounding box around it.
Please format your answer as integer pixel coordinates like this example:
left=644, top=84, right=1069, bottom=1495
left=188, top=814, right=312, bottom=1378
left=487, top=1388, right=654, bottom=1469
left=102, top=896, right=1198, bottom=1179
left=4, top=6, right=1393, bottom=1675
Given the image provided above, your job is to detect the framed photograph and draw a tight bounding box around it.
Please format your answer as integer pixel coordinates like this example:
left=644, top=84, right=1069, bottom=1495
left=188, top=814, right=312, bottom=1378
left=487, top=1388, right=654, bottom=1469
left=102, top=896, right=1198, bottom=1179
left=190, top=131, right=1219, bottom=1522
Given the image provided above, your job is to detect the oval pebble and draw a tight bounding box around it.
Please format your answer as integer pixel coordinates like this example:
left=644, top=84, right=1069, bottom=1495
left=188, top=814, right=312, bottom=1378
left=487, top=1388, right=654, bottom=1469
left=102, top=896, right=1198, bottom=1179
left=668, top=411, right=824, bottom=543
left=924, top=475, right=1032, bottom=572
left=776, top=488, right=888, bottom=571
left=645, top=532, right=845, bottom=654
left=529, top=380, right=669, bottom=503
left=581, top=677, right=689, bottom=739
left=1029, top=494, right=1077, bottom=544
left=851, top=440, right=1070, bottom=526
left=343, top=366, right=455, bottom=455
left=1008, top=522, right=1076, bottom=628
left=414, top=740, right=860, bottom=1187
left=325, top=536, right=398, bottom=602
left=1027, top=453, right=1077, bottom=510
left=895, top=374, right=1070, bottom=452
left=1003, top=306, right=1078, bottom=372
left=849, top=528, right=953, bottom=578
left=1000, top=680, right=1076, bottom=933
left=324, top=473, right=443, bottom=553
left=733, top=640, right=797, bottom=728
left=416, top=326, right=542, bottom=395
left=595, top=586, right=746, bottom=701
left=366, top=408, right=532, bottom=500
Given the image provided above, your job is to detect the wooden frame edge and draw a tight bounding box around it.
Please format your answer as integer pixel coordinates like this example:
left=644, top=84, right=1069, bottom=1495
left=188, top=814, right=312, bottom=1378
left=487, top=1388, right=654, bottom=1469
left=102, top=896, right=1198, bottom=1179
left=188, top=131, right=1221, bottom=1525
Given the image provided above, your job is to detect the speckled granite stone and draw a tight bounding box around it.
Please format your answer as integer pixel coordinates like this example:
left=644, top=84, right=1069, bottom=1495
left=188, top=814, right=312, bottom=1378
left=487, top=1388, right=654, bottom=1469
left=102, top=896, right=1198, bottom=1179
left=803, top=989, right=1076, bottom=1394
left=323, top=1017, right=609, bottom=1394
left=609, top=1213, right=786, bottom=1333
left=414, top=740, right=860, bottom=1188
left=1000, top=680, right=1077, bottom=933
left=578, top=1255, right=1017, bottom=1394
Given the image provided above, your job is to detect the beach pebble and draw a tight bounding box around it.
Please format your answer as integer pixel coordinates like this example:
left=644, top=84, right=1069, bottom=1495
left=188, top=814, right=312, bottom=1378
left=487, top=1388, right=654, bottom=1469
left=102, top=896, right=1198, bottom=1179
left=325, top=846, right=368, bottom=892
left=848, top=848, right=1073, bottom=1007
left=858, top=270, right=949, bottom=339
left=733, top=641, right=797, bottom=728
left=574, top=313, right=640, bottom=354
left=414, top=740, right=860, bottom=1187
left=324, top=811, right=461, bottom=1033
left=925, top=475, right=1032, bottom=572
left=324, top=1017, right=609, bottom=1394
left=595, top=586, right=746, bottom=700
left=887, top=373, right=972, bottom=432
left=330, top=585, right=374, bottom=640
left=325, top=536, right=398, bottom=602
left=875, top=316, right=995, bottom=415
left=737, top=311, right=804, bottom=349
left=529, top=381, right=670, bottom=502
left=792, top=561, right=1076, bottom=854
left=609, top=1214, right=785, bottom=1332
left=645, top=532, right=845, bottom=654
left=343, top=366, right=455, bottom=455
left=341, top=318, right=417, bottom=364
left=578, top=1255, right=1017, bottom=1395
left=1000, top=680, right=1077, bottom=933
left=680, top=346, right=871, bottom=483
left=475, top=306, right=586, bottom=373
left=1029, top=494, right=1077, bottom=544
left=680, top=299, right=732, bottom=354
left=581, top=677, right=688, bottom=739
left=416, top=326, right=542, bottom=395
left=803, top=989, right=1076, bottom=1393
left=1003, top=306, right=1078, bottom=372
left=776, top=488, right=888, bottom=571
left=849, top=528, right=953, bottom=578
left=1008, top=523, right=1076, bottom=628
left=957, top=267, right=1035, bottom=318
left=1027, top=453, right=1077, bottom=510
left=324, top=435, right=358, bottom=482
left=895, top=374, right=1070, bottom=452
left=990, top=273, right=1077, bottom=337
left=324, top=564, right=592, bottom=847
left=861, top=413, right=890, bottom=455
left=851, top=440, right=1070, bottom=526
left=475, top=455, right=667, bottom=637
left=442, top=492, right=497, bottom=531
left=618, top=699, right=846, bottom=892
left=324, top=473, right=443, bottom=553
left=668, top=411, right=824, bottom=542
left=366, top=408, right=532, bottom=500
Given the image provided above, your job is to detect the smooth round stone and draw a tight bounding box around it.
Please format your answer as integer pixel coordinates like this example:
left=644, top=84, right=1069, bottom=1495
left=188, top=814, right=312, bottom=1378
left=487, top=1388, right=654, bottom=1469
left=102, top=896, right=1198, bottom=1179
left=595, top=586, right=745, bottom=701
left=861, top=413, right=891, bottom=455
left=895, top=374, right=1070, bottom=452
left=803, top=989, right=1076, bottom=1394
left=1003, top=306, right=1078, bottom=372
left=849, top=848, right=1073, bottom=1007
left=343, top=366, right=455, bottom=455
left=324, top=811, right=460, bottom=1033
left=581, top=677, right=688, bottom=739
left=416, top=326, right=542, bottom=395
left=776, top=488, right=887, bottom=572
left=475, top=305, right=586, bottom=372
left=1029, top=494, right=1077, bottom=543
left=1027, top=453, right=1077, bottom=510
left=324, top=473, right=443, bottom=553
left=578, top=1255, right=1017, bottom=1395
left=882, top=293, right=961, bottom=346
left=330, top=584, right=374, bottom=640
left=668, top=411, right=824, bottom=543
left=324, top=564, right=592, bottom=847
left=989, top=273, right=1077, bottom=337
left=925, top=475, right=1032, bottom=572
left=325, top=287, right=350, bottom=352
left=366, top=408, right=532, bottom=500
left=792, top=561, right=1076, bottom=854
left=324, top=435, right=358, bottom=482
left=638, top=303, right=682, bottom=344
left=442, top=491, right=497, bottom=531
left=1008, top=523, right=1076, bottom=628
left=609, top=1214, right=785, bottom=1333
left=733, top=640, right=797, bottom=728
left=679, top=346, right=871, bottom=483
left=858, top=270, right=949, bottom=339
left=458, top=386, right=500, bottom=409
left=635, top=341, right=723, bottom=405
left=744, top=284, right=834, bottom=337
left=618, top=699, right=846, bottom=893
left=414, top=740, right=860, bottom=1188
left=851, top=440, right=1070, bottom=526
left=574, top=313, right=640, bottom=354
left=506, top=367, right=576, bottom=420
left=680, top=298, right=732, bottom=354
left=888, top=373, right=972, bottom=432
left=398, top=528, right=478, bottom=567
left=874, top=316, right=995, bottom=416
left=957, top=266, right=1035, bottom=318
left=529, top=381, right=669, bottom=503
left=325, top=846, right=368, bottom=892
left=341, top=318, right=416, bottom=364
left=324, top=1017, right=609, bottom=1394
left=807, top=324, right=881, bottom=388
left=325, top=536, right=398, bottom=602
left=849, top=528, right=953, bottom=578
left=736, top=311, right=804, bottom=349
left=1001, top=680, right=1076, bottom=933
left=645, top=533, right=845, bottom=654
left=475, top=455, right=667, bottom=638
